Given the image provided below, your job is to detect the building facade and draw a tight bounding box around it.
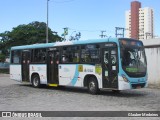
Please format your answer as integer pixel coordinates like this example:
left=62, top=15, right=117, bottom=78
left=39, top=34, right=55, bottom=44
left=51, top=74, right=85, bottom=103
left=125, top=1, right=154, bottom=40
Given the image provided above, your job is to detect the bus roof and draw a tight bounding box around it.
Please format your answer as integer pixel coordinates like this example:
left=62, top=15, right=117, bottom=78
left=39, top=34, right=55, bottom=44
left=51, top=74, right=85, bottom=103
left=11, top=38, right=120, bottom=50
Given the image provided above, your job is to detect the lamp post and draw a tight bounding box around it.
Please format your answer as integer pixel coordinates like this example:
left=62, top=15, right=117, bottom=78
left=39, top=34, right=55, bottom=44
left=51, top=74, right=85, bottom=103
left=46, top=0, right=49, bottom=43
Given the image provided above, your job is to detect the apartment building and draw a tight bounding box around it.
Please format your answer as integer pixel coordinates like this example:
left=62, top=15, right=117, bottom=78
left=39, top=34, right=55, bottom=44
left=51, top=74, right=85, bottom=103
left=125, top=1, right=154, bottom=40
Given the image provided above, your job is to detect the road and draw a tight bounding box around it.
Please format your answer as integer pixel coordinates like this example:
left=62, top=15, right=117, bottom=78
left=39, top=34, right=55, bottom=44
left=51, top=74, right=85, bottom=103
left=0, top=74, right=159, bottom=120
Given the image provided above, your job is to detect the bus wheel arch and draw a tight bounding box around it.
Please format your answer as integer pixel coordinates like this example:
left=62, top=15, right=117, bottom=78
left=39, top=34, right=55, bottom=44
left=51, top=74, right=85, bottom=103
left=83, top=75, right=99, bottom=94
left=31, top=73, right=41, bottom=88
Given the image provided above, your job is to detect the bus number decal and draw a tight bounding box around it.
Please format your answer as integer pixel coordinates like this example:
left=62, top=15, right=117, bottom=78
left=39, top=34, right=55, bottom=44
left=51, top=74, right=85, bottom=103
left=95, top=64, right=102, bottom=75
left=78, top=65, right=83, bottom=72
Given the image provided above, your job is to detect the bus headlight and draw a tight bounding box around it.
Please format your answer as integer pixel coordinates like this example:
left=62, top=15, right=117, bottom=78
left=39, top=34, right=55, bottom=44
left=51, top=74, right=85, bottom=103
left=122, top=74, right=129, bottom=83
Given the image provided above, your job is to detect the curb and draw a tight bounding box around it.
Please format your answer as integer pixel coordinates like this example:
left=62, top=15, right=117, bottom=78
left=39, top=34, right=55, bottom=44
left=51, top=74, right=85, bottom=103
left=0, top=74, right=10, bottom=77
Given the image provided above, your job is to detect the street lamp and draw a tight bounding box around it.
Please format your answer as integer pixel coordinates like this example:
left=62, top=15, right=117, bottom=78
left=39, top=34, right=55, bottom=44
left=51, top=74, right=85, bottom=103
left=46, top=0, right=49, bottom=43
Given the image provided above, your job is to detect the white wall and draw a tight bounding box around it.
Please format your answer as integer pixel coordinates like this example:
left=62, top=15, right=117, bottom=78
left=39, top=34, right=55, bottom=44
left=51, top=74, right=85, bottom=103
left=142, top=38, right=160, bottom=88
left=145, top=47, right=160, bottom=87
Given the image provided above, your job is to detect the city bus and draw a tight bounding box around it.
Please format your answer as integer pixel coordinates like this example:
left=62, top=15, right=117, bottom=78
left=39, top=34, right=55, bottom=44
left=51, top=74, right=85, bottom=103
left=10, top=38, right=147, bottom=94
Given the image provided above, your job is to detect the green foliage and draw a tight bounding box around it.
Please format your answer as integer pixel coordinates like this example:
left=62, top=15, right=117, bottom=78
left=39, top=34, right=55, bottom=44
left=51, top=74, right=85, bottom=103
left=0, top=68, right=9, bottom=74
left=0, top=21, right=62, bottom=56
left=0, top=53, right=5, bottom=62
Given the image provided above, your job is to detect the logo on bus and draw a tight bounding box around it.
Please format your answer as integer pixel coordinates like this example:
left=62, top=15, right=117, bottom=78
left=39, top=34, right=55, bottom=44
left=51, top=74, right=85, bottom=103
left=84, top=68, right=93, bottom=72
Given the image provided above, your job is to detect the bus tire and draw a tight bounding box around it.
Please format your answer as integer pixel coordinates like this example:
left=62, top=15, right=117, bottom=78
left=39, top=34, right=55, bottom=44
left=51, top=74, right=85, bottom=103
left=88, top=77, right=99, bottom=95
left=32, top=74, right=41, bottom=88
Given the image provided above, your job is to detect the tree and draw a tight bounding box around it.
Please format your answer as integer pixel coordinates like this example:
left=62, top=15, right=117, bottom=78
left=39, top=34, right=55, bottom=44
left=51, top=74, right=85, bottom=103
left=0, top=31, right=11, bottom=56
left=0, top=53, right=5, bottom=62
left=0, top=21, right=62, bottom=55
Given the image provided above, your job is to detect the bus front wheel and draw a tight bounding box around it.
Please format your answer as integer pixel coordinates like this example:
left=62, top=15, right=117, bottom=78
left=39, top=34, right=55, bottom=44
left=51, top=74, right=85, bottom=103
left=32, top=74, right=41, bottom=88
left=88, top=77, right=99, bottom=95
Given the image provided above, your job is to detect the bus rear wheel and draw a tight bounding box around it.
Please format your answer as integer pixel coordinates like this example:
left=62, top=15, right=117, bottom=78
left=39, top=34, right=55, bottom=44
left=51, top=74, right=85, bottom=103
left=88, top=77, right=99, bottom=95
left=32, top=74, right=41, bottom=88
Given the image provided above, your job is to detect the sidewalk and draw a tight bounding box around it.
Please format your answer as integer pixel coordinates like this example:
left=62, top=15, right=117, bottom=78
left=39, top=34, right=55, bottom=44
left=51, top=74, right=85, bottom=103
left=148, top=84, right=160, bottom=89
left=0, top=74, right=9, bottom=77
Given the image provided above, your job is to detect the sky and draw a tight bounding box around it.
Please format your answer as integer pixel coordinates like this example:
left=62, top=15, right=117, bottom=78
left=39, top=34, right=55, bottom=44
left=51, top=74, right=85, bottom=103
left=0, top=0, right=160, bottom=40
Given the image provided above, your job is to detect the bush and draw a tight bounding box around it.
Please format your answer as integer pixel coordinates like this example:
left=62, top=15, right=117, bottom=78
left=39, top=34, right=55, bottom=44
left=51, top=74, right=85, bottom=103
left=0, top=53, right=5, bottom=62
left=0, top=68, right=9, bottom=74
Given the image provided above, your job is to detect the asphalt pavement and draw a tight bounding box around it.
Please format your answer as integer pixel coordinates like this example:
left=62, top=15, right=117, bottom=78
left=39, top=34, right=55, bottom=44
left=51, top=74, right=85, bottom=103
left=0, top=74, right=159, bottom=120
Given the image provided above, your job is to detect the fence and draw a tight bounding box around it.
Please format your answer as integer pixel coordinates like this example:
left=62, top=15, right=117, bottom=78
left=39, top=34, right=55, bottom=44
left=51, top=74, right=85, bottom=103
left=0, top=62, right=9, bottom=74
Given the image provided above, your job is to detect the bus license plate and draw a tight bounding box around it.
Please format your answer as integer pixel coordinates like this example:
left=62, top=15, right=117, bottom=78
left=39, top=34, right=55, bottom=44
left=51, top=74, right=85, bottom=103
left=136, top=86, right=141, bottom=89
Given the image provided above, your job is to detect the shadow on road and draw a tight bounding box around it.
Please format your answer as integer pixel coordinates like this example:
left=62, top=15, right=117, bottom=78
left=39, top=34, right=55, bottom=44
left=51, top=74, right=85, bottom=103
left=99, top=89, right=147, bottom=98
left=18, top=84, right=148, bottom=98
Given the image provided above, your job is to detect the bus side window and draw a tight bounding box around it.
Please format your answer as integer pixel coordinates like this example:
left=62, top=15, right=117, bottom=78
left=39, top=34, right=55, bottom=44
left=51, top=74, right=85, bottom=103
left=31, top=49, right=46, bottom=63
left=81, top=45, right=100, bottom=63
left=39, top=49, right=46, bottom=62
left=61, top=46, right=79, bottom=63
left=11, top=50, right=21, bottom=64
left=55, top=52, right=59, bottom=63
left=104, top=51, right=109, bottom=64
left=62, top=54, right=69, bottom=63
left=111, top=50, right=117, bottom=65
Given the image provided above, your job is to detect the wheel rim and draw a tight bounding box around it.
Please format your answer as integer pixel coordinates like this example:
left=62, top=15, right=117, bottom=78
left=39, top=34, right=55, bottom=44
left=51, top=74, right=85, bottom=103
left=33, top=77, right=39, bottom=87
left=89, top=81, right=96, bottom=91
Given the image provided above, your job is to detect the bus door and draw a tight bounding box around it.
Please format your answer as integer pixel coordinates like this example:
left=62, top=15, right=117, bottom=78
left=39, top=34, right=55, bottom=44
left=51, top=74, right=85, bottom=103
left=102, top=46, right=118, bottom=89
left=22, top=51, right=30, bottom=82
left=47, top=50, right=59, bottom=84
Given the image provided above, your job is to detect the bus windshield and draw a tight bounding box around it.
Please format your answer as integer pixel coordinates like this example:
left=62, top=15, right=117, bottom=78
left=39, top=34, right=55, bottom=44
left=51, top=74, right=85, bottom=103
left=119, top=39, right=147, bottom=77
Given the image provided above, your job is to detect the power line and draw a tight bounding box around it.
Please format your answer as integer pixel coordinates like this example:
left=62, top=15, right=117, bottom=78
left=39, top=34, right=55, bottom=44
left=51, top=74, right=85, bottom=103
left=68, top=28, right=115, bottom=34
left=68, top=28, right=100, bottom=32
left=66, top=27, right=116, bottom=39
left=53, top=0, right=76, bottom=3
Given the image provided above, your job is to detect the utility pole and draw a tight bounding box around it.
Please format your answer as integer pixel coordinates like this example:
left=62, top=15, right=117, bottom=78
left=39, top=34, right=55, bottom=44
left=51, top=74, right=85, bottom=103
left=115, top=27, right=125, bottom=38
left=100, top=30, right=106, bottom=38
left=63, top=27, right=68, bottom=41
left=46, top=0, right=49, bottom=43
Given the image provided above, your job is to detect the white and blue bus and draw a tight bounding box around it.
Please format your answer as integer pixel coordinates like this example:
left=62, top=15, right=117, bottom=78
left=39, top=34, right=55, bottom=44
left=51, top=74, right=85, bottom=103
left=10, top=38, right=147, bottom=94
